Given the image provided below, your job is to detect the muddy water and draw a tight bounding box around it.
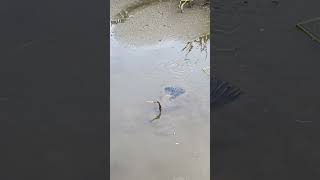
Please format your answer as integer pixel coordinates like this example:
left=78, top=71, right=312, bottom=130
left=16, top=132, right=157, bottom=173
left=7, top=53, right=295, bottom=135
left=110, top=31, right=210, bottom=179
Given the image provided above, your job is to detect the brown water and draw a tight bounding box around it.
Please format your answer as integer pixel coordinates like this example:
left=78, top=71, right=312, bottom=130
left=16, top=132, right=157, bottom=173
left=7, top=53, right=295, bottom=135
left=110, top=30, right=210, bottom=179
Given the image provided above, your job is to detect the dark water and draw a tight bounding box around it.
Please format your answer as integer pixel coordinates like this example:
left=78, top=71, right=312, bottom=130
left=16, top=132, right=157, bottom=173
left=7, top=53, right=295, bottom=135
left=0, top=0, right=108, bottom=179
left=213, top=0, right=320, bottom=179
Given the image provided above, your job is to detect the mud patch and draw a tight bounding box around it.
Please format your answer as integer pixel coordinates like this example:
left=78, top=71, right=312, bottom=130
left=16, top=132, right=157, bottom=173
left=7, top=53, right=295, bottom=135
left=110, top=0, right=210, bottom=46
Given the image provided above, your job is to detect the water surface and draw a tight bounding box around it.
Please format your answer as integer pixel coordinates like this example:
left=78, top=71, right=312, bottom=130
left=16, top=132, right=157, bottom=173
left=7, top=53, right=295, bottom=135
left=110, top=33, right=210, bottom=180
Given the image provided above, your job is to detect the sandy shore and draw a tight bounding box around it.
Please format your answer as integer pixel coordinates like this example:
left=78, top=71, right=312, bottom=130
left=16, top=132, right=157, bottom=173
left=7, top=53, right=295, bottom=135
left=110, top=0, right=209, bottom=46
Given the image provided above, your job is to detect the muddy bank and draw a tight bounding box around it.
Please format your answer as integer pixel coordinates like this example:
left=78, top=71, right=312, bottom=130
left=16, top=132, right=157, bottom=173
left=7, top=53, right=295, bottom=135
left=110, top=0, right=210, bottom=46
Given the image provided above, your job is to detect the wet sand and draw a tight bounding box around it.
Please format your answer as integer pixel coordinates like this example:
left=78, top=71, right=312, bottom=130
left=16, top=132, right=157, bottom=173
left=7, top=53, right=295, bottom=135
left=213, top=0, right=320, bottom=179
left=111, top=0, right=209, bottom=46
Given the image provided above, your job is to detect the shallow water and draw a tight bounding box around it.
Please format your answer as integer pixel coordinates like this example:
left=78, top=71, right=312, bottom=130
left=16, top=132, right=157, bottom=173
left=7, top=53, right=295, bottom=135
left=110, top=32, right=210, bottom=179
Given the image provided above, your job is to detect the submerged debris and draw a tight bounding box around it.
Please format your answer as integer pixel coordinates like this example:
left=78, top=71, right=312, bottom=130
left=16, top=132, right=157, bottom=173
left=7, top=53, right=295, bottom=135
left=182, top=33, right=210, bottom=56
left=182, top=33, right=210, bottom=79
left=182, top=41, right=194, bottom=55
left=111, top=9, right=132, bottom=25
left=296, top=17, right=320, bottom=43
left=211, top=78, right=242, bottom=109
left=179, top=0, right=210, bottom=12
left=110, top=0, right=155, bottom=25
left=111, top=0, right=175, bottom=25
left=178, top=0, right=194, bottom=13
left=111, top=18, right=126, bottom=25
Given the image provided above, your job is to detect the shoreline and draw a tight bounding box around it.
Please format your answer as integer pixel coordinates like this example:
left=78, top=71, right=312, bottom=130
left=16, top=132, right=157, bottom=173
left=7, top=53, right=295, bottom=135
left=110, top=0, right=210, bottom=46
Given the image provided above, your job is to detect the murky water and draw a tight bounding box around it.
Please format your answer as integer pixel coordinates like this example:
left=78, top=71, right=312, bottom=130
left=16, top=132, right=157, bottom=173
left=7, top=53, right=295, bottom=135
left=110, top=29, right=210, bottom=179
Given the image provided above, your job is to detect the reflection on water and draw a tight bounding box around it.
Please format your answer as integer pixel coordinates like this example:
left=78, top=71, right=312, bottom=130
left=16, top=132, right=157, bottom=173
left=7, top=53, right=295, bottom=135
left=110, top=35, right=210, bottom=180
